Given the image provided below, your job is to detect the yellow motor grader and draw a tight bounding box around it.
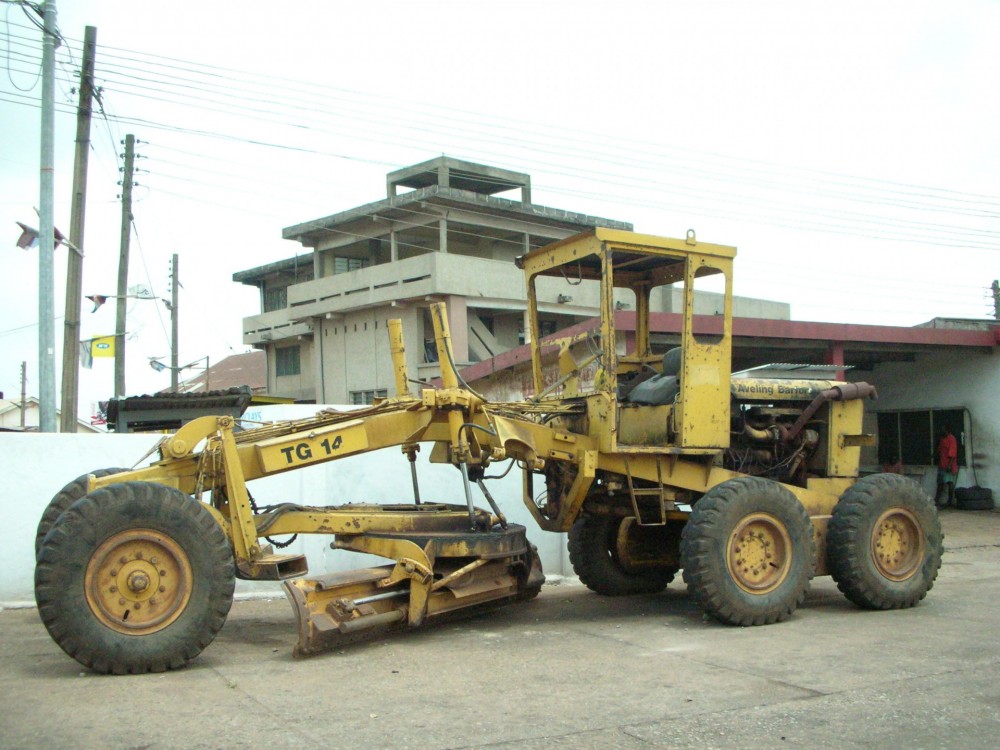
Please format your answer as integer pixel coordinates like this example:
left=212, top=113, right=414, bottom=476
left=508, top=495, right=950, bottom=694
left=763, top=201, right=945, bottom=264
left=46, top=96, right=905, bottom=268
left=34, top=229, right=942, bottom=674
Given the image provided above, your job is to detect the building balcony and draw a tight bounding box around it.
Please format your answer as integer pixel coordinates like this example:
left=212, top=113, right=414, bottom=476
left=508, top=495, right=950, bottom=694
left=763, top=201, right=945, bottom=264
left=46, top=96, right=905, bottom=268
left=284, top=253, right=528, bottom=320
left=242, top=308, right=314, bottom=346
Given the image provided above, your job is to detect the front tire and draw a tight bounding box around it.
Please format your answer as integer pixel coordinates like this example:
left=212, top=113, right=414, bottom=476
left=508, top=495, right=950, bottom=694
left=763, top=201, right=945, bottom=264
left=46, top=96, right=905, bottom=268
left=681, top=477, right=815, bottom=626
left=828, top=473, right=942, bottom=610
left=35, top=482, right=235, bottom=674
left=568, top=515, right=676, bottom=596
left=35, top=468, right=127, bottom=557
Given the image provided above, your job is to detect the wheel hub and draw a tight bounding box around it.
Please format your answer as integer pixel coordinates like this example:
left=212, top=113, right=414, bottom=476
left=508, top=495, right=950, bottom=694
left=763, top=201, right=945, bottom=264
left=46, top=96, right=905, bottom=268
left=127, top=570, right=150, bottom=593
left=727, top=513, right=791, bottom=594
left=870, top=508, right=924, bottom=581
left=84, top=529, right=193, bottom=635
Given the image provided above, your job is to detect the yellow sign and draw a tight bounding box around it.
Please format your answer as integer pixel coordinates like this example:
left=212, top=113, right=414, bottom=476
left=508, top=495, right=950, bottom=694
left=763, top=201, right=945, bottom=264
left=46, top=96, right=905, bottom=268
left=91, top=335, right=116, bottom=357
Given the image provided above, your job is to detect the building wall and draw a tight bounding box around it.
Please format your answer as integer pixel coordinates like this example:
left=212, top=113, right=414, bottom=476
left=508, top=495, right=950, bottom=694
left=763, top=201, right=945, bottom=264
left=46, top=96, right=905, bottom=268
left=270, top=339, right=314, bottom=401
left=871, top=349, right=999, bottom=496
left=317, top=306, right=409, bottom=402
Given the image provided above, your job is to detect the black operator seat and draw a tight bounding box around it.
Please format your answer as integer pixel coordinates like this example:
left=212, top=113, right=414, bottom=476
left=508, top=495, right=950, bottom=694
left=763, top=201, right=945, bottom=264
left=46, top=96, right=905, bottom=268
left=625, top=347, right=682, bottom=405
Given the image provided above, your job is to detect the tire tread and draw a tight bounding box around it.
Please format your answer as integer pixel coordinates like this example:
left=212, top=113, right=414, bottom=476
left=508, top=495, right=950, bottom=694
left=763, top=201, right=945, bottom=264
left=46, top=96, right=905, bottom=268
left=35, top=481, right=234, bottom=674
left=569, top=515, right=675, bottom=596
left=681, top=477, right=815, bottom=626
left=828, top=473, right=942, bottom=610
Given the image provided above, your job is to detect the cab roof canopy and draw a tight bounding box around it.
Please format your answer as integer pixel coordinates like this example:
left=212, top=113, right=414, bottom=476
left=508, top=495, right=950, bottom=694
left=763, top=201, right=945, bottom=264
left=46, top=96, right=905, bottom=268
left=515, top=228, right=736, bottom=287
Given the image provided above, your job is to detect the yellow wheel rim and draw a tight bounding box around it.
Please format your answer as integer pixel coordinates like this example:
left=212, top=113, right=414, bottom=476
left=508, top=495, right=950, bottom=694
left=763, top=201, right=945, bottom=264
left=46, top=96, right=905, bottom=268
left=84, top=530, right=193, bottom=635
left=870, top=508, right=924, bottom=581
left=727, top=513, right=792, bottom=594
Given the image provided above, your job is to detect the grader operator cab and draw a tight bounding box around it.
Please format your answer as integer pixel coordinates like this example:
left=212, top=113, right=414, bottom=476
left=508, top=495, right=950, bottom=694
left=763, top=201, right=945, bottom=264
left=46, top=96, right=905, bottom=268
left=34, top=229, right=943, bottom=675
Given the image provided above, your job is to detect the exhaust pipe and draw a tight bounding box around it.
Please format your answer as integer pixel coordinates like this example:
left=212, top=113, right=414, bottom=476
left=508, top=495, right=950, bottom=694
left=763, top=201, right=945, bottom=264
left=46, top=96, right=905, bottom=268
left=785, top=382, right=878, bottom=441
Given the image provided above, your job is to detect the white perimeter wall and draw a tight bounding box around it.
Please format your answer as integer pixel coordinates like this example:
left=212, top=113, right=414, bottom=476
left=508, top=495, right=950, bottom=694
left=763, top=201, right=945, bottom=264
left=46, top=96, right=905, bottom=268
left=871, top=349, right=1000, bottom=497
left=1, top=404, right=569, bottom=606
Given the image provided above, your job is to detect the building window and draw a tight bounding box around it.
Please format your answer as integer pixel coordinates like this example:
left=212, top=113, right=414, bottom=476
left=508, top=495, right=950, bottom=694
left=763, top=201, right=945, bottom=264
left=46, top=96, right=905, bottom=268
left=877, top=408, right=966, bottom=466
left=349, top=389, right=387, bottom=405
left=333, top=257, right=369, bottom=275
left=263, top=286, right=287, bottom=312
left=275, top=346, right=301, bottom=377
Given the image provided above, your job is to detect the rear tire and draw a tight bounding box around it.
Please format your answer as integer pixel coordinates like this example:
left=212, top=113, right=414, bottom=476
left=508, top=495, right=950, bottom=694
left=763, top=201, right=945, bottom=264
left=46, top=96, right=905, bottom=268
left=828, top=473, right=942, bottom=610
left=569, top=515, right=676, bottom=596
left=35, top=481, right=235, bottom=674
left=35, top=468, right=127, bottom=557
left=681, top=477, right=815, bottom=626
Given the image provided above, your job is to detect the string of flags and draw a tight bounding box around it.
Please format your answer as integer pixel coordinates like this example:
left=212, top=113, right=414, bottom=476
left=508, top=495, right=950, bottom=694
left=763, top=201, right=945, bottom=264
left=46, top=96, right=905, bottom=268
left=86, top=285, right=159, bottom=312
left=79, top=286, right=162, bottom=367
left=14, top=217, right=83, bottom=256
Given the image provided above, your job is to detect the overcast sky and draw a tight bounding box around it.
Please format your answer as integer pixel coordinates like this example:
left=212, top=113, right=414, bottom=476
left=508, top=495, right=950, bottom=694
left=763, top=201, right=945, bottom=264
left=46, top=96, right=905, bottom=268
left=1, top=1, right=998, bottom=416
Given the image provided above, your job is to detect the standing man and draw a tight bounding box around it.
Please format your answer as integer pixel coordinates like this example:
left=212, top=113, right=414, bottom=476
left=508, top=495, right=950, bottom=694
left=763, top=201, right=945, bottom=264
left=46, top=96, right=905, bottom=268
left=936, top=426, right=959, bottom=508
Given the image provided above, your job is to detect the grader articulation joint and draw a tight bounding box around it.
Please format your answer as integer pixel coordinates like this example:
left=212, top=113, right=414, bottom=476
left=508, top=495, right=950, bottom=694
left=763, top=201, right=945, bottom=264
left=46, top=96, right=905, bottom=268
left=33, top=229, right=942, bottom=674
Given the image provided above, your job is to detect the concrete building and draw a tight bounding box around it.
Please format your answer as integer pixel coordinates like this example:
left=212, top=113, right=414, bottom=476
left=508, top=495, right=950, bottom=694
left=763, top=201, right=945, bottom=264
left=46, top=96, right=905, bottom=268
left=234, top=157, right=788, bottom=403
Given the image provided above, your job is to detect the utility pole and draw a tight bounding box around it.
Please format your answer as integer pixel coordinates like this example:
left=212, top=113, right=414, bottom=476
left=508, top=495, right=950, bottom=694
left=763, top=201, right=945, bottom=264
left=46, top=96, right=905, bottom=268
left=992, top=280, right=999, bottom=321
left=20, top=362, right=28, bottom=430
left=114, top=134, right=135, bottom=399
left=60, top=25, right=97, bottom=433
left=38, top=0, right=58, bottom=432
left=170, top=254, right=179, bottom=392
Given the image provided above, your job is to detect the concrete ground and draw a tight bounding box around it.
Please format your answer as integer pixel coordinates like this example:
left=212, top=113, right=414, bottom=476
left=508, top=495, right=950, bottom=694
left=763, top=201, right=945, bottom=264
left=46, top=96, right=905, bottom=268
left=2, top=509, right=998, bottom=750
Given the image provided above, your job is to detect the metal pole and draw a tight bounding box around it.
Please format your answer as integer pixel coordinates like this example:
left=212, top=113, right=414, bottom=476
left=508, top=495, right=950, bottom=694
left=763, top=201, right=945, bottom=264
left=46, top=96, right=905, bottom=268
left=60, top=25, right=97, bottom=432
left=37, top=0, right=58, bottom=432
left=20, top=361, right=27, bottom=430
left=114, top=134, right=135, bottom=399
left=170, top=253, right=179, bottom=391
left=459, top=462, right=477, bottom=530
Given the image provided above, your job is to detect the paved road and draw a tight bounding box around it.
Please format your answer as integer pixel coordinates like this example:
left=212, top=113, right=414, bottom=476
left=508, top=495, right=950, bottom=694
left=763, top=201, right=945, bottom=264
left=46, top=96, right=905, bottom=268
left=2, top=509, right=998, bottom=750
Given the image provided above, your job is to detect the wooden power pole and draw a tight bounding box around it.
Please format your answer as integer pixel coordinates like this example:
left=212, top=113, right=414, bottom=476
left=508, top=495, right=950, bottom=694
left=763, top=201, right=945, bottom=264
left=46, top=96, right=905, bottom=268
left=170, top=253, right=179, bottom=392
left=20, top=361, right=28, bottom=430
left=113, top=134, right=135, bottom=399
left=60, top=25, right=97, bottom=433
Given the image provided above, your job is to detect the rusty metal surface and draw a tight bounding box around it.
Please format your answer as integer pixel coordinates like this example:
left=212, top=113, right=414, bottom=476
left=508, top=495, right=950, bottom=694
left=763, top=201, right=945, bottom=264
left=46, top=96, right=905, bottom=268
left=282, top=523, right=542, bottom=657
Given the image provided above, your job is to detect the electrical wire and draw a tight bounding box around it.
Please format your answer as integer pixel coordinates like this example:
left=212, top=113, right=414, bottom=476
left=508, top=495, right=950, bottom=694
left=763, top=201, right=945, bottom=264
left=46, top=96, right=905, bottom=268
left=36, top=26, right=1000, bottom=207
left=3, top=78, right=990, bottom=314
left=3, top=7, right=39, bottom=90
left=3, top=23, right=997, bottom=219
left=9, top=36, right=989, bottom=250
left=2, top=25, right=996, bottom=320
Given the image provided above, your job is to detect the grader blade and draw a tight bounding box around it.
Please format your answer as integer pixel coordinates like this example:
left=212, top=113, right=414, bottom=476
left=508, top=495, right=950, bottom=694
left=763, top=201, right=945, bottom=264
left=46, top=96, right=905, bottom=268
left=283, top=523, right=544, bottom=657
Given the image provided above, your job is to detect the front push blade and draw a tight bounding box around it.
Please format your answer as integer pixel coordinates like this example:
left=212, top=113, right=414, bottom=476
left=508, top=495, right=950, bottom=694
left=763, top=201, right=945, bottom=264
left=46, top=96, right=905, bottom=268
left=282, top=524, right=543, bottom=657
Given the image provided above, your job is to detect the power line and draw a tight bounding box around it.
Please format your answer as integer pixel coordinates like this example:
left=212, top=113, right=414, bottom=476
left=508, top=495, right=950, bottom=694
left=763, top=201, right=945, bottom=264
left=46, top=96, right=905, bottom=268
left=5, top=31, right=998, bottom=249
left=1, top=24, right=995, bottom=320
left=5, top=81, right=996, bottom=259
left=5, top=22, right=999, bottom=216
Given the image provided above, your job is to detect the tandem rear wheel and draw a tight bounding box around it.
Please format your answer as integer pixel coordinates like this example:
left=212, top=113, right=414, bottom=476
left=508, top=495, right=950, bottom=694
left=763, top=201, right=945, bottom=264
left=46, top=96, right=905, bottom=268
left=680, top=477, right=816, bottom=626
left=568, top=514, right=678, bottom=596
left=827, top=473, right=942, bottom=610
left=34, top=481, right=235, bottom=675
